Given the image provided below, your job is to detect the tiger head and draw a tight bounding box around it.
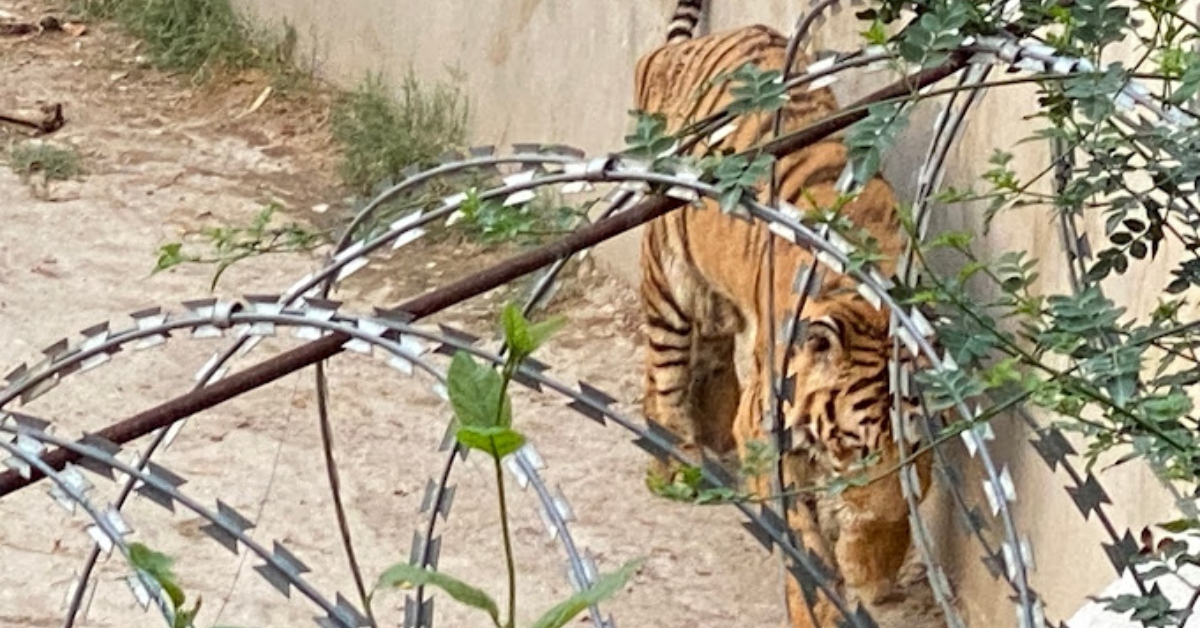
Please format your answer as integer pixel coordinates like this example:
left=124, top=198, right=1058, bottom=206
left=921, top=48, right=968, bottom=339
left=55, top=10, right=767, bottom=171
left=775, top=295, right=926, bottom=472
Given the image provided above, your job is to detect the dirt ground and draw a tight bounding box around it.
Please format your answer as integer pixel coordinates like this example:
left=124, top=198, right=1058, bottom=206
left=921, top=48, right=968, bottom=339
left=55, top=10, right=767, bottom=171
left=0, top=3, right=944, bottom=627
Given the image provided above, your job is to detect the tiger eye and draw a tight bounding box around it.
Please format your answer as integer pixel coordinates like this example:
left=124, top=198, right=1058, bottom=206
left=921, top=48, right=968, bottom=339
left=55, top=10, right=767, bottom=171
left=810, top=334, right=832, bottom=353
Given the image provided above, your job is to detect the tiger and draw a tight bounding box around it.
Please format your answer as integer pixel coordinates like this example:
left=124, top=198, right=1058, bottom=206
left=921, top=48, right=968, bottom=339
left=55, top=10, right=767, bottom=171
left=635, top=1, right=934, bottom=625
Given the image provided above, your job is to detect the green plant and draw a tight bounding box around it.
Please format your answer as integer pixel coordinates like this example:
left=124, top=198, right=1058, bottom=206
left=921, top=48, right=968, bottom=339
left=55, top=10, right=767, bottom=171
left=7, top=140, right=82, bottom=182
left=331, top=71, right=469, bottom=195
left=69, top=0, right=295, bottom=79
left=118, top=309, right=635, bottom=628
left=127, top=542, right=248, bottom=628
left=373, top=304, right=641, bottom=628
left=452, top=187, right=590, bottom=246
left=128, top=542, right=202, bottom=628
left=153, top=203, right=326, bottom=289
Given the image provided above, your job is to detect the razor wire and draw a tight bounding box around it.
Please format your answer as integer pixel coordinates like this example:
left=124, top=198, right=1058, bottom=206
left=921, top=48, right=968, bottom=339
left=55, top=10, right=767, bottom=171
left=342, top=161, right=1017, bottom=625
left=0, top=302, right=606, bottom=627
left=9, top=24, right=1200, bottom=628
left=0, top=410, right=371, bottom=626
left=0, top=423, right=176, bottom=628
left=1, top=154, right=999, bottom=626
left=4, top=150, right=662, bottom=628
left=0, top=131, right=1050, bottom=628
left=3, top=133, right=1015, bottom=627
left=0, top=295, right=873, bottom=626
left=1025, top=125, right=1194, bottom=618
left=314, top=147, right=619, bottom=628
left=56, top=148, right=613, bottom=628
left=766, top=3, right=849, bottom=624
left=895, top=62, right=992, bottom=628
left=965, top=30, right=1200, bottom=624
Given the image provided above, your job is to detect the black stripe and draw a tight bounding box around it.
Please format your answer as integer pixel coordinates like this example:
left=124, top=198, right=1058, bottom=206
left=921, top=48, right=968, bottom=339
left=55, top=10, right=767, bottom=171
left=851, top=395, right=880, bottom=412
left=644, top=292, right=688, bottom=329
left=656, top=384, right=687, bottom=396
left=846, top=370, right=886, bottom=394
left=667, top=24, right=696, bottom=41
left=642, top=256, right=690, bottom=324
left=653, top=283, right=690, bottom=322
left=848, top=357, right=886, bottom=369
left=847, top=342, right=885, bottom=354
left=653, top=357, right=691, bottom=369
left=646, top=311, right=691, bottom=336
left=838, top=307, right=873, bottom=335
left=648, top=338, right=690, bottom=353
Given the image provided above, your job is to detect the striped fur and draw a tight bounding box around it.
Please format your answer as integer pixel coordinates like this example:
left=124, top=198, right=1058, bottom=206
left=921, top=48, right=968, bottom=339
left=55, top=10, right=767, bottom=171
left=666, top=0, right=704, bottom=43
left=636, top=15, right=932, bottom=626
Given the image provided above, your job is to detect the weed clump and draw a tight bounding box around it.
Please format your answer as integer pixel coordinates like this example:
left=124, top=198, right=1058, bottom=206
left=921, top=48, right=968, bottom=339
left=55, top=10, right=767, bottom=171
left=7, top=140, right=82, bottom=182
left=330, top=71, right=469, bottom=195
left=70, top=0, right=295, bottom=78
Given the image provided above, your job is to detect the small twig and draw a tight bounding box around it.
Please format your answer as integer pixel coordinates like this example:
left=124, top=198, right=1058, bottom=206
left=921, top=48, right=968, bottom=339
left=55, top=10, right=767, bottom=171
left=0, top=103, right=65, bottom=135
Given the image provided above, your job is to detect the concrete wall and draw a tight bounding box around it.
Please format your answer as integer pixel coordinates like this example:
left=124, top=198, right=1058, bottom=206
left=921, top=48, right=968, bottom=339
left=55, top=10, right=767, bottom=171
left=232, top=0, right=1192, bottom=624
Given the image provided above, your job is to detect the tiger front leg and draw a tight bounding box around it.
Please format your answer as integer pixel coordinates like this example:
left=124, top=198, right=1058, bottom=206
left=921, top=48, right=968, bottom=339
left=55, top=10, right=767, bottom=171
left=731, top=377, right=846, bottom=628
left=832, top=444, right=933, bottom=606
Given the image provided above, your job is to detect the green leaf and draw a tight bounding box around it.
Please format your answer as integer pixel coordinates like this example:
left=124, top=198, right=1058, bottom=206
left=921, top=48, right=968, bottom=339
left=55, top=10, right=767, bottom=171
left=376, top=562, right=501, bottom=626
left=1170, top=59, right=1200, bottom=104
left=174, top=601, right=201, bottom=628
left=153, top=242, right=187, bottom=273
left=447, top=351, right=511, bottom=428
left=1158, top=518, right=1200, bottom=534
left=529, top=560, right=643, bottom=628
left=845, top=102, right=908, bottom=182
left=861, top=19, right=888, bottom=45
left=128, top=542, right=186, bottom=609
left=724, top=63, right=788, bottom=115
left=526, top=316, right=567, bottom=351
left=502, top=303, right=566, bottom=358
left=624, top=110, right=675, bottom=160
left=718, top=188, right=744, bottom=214
left=456, top=425, right=526, bottom=459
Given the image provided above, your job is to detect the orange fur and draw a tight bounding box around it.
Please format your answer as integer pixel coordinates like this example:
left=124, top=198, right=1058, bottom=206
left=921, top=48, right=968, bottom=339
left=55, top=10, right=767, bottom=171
left=635, top=21, right=933, bottom=627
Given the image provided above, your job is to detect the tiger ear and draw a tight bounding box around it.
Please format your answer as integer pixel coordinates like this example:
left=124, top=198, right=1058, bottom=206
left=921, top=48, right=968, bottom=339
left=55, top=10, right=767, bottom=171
left=802, top=317, right=842, bottom=357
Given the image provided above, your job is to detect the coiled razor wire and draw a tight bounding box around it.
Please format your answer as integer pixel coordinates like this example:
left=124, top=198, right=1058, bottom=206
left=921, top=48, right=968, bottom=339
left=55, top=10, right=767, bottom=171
left=0, top=122, right=1088, bottom=628
left=0, top=424, right=175, bottom=627
left=965, top=30, right=1200, bottom=624
left=315, top=147, right=620, bottom=628
left=1, top=296, right=871, bottom=625
left=52, top=147, right=617, bottom=628
left=764, top=5, right=862, bottom=624
left=1, top=302, right=611, bottom=627
left=320, top=147, right=648, bottom=628
left=1, top=159, right=998, bottom=627
left=6, top=24, right=1200, bottom=628
left=1, top=67, right=1027, bottom=628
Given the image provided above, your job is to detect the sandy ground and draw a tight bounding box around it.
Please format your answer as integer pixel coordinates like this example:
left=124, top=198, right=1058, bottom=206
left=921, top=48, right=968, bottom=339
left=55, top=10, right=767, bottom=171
left=0, top=3, right=945, bottom=627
